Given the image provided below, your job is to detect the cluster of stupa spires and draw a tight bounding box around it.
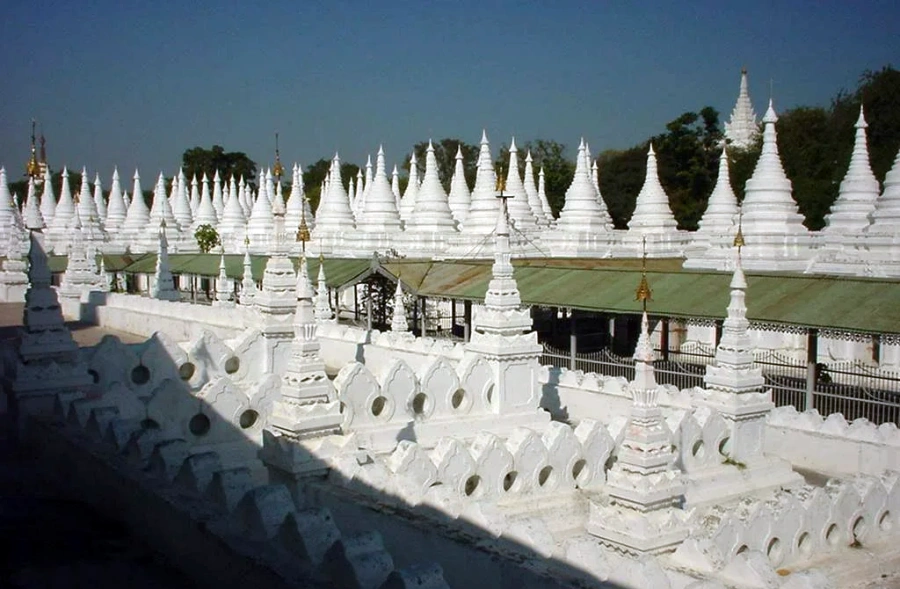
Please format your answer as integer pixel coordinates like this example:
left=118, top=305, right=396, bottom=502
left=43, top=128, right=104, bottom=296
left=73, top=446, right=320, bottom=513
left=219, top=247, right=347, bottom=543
left=2, top=66, right=899, bottom=275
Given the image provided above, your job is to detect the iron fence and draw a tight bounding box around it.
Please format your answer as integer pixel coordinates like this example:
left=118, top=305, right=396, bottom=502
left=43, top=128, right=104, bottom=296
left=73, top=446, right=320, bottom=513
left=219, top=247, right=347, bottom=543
left=541, top=343, right=900, bottom=426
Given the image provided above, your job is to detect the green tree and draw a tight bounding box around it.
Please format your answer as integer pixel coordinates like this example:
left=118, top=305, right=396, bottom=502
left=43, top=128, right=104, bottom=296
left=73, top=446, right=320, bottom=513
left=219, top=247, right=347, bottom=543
left=182, top=145, right=257, bottom=188
left=597, top=145, right=648, bottom=229
left=194, top=224, right=220, bottom=253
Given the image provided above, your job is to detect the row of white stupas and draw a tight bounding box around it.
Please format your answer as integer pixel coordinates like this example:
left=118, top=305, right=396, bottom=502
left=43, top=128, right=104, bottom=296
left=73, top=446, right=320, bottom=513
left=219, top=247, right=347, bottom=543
left=1, top=82, right=898, bottom=275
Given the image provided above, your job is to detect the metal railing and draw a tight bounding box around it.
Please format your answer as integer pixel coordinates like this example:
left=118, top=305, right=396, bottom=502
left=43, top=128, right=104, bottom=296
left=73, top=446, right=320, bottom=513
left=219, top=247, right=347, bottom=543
left=541, top=342, right=900, bottom=426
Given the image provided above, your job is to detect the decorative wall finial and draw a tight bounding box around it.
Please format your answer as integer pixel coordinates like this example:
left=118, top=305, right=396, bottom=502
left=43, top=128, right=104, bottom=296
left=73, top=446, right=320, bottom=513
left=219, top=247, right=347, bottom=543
left=273, top=132, right=284, bottom=182
left=733, top=203, right=745, bottom=254
left=635, top=235, right=652, bottom=311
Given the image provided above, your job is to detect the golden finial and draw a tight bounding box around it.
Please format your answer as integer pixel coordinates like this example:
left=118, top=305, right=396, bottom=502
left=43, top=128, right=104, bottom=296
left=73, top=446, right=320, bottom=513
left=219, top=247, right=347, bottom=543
left=635, top=235, right=652, bottom=311
left=495, top=165, right=506, bottom=194
left=733, top=204, right=745, bottom=251
left=244, top=235, right=250, bottom=247
left=272, top=132, right=285, bottom=181
left=25, top=119, right=40, bottom=180
left=296, top=201, right=310, bottom=248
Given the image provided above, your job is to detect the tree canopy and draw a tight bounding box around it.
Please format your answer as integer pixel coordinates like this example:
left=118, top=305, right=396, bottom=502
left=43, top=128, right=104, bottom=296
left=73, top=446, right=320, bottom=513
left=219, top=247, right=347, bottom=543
left=182, top=145, right=257, bottom=187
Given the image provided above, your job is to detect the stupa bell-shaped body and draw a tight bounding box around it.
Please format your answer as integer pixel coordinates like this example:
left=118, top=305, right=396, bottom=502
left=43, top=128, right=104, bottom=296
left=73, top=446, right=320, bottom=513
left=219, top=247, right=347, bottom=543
left=503, top=138, right=539, bottom=232
left=739, top=100, right=809, bottom=262
left=146, top=172, right=180, bottom=247
left=313, top=154, right=355, bottom=234
left=391, top=165, right=401, bottom=206
left=406, top=140, right=456, bottom=233
left=219, top=176, right=247, bottom=246
left=357, top=146, right=401, bottom=233
left=48, top=167, right=76, bottom=241
left=868, top=147, right=900, bottom=233
left=447, top=146, right=471, bottom=224
left=724, top=68, right=760, bottom=150
left=194, top=173, right=219, bottom=229
left=461, top=130, right=501, bottom=234
left=212, top=170, right=226, bottom=220
left=247, top=171, right=276, bottom=245
left=693, top=148, right=739, bottom=245
left=285, top=163, right=305, bottom=234
left=555, top=139, right=612, bottom=232
left=398, top=153, right=419, bottom=223
left=174, top=172, right=194, bottom=229
left=538, top=166, right=554, bottom=222
left=627, top=145, right=678, bottom=233
left=150, top=220, right=180, bottom=301
left=121, top=170, right=151, bottom=249
left=23, top=178, right=44, bottom=230
left=823, top=107, right=880, bottom=235
left=105, top=168, right=128, bottom=234
left=92, top=173, right=107, bottom=223
left=39, top=166, right=56, bottom=225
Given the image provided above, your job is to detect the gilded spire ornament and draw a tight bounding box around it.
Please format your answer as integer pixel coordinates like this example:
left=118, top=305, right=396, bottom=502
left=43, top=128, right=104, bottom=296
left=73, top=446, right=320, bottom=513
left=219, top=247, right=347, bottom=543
left=296, top=197, right=311, bottom=253
left=733, top=204, right=745, bottom=252
left=272, top=132, right=285, bottom=182
left=635, top=236, right=652, bottom=311
left=25, top=119, right=41, bottom=180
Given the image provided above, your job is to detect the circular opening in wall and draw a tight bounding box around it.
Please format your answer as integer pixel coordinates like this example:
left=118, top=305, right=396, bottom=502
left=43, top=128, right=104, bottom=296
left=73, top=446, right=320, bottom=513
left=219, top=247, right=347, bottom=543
left=178, top=362, right=195, bottom=381
left=852, top=516, right=867, bottom=545
left=485, top=384, right=494, bottom=405
left=339, top=402, right=347, bottom=415
left=189, top=413, right=211, bottom=437
left=879, top=511, right=892, bottom=532
left=572, top=459, right=588, bottom=485
left=131, top=365, right=150, bottom=385
left=88, top=369, right=100, bottom=384
left=412, top=393, right=428, bottom=415
left=718, top=436, right=732, bottom=457
left=371, top=396, right=387, bottom=417
left=239, top=409, right=259, bottom=430
left=538, top=465, right=554, bottom=488
left=691, top=440, right=705, bottom=460
left=797, top=532, right=812, bottom=557
left=464, top=475, right=481, bottom=497
left=825, top=523, right=840, bottom=547
left=503, top=471, right=518, bottom=492
left=140, top=418, right=160, bottom=430
left=451, top=389, right=465, bottom=410
left=224, top=356, right=240, bottom=374
left=736, top=545, right=749, bottom=556
left=766, top=537, right=783, bottom=565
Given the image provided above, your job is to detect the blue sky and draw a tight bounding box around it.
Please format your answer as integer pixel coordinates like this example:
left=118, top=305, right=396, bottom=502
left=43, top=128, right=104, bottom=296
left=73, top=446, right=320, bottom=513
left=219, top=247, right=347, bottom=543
left=1, top=0, right=897, bottom=181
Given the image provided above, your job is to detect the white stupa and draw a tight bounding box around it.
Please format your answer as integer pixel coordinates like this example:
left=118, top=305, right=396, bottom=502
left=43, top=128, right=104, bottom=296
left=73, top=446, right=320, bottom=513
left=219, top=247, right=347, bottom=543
left=145, top=172, right=180, bottom=250
left=194, top=173, right=219, bottom=229
left=724, top=68, right=760, bottom=150
left=822, top=107, right=880, bottom=236
left=554, top=139, right=613, bottom=233
left=538, top=166, right=554, bottom=222
left=687, top=148, right=739, bottom=261
left=391, top=165, right=401, bottom=207
left=313, top=154, right=355, bottom=235
left=285, top=163, right=305, bottom=235
left=460, top=131, right=500, bottom=234
left=627, top=145, right=678, bottom=233
left=92, top=173, right=107, bottom=223
left=503, top=138, right=539, bottom=232
left=39, top=166, right=56, bottom=225
left=357, top=146, right=402, bottom=233
left=218, top=175, right=248, bottom=248
left=523, top=151, right=545, bottom=226
left=405, top=141, right=456, bottom=233
left=738, top=100, right=811, bottom=269
left=173, top=173, right=194, bottom=230
left=212, top=170, right=226, bottom=220
left=247, top=170, right=276, bottom=248
left=23, top=178, right=44, bottom=231
left=868, top=147, right=900, bottom=233
left=447, top=146, right=471, bottom=225
left=120, top=170, right=151, bottom=251
left=48, top=167, right=76, bottom=247
left=398, top=153, right=419, bottom=223
left=104, top=168, right=128, bottom=234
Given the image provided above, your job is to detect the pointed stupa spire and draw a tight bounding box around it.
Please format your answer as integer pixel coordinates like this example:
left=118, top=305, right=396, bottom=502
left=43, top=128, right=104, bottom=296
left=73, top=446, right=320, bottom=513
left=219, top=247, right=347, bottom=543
left=363, top=154, right=374, bottom=200
left=214, top=247, right=233, bottom=304
left=105, top=168, right=127, bottom=233
left=724, top=67, right=760, bottom=149
left=212, top=170, right=226, bottom=219
left=121, top=170, right=151, bottom=245
left=695, top=147, right=739, bottom=242
left=348, top=173, right=358, bottom=215
left=49, top=166, right=75, bottom=235
left=92, top=173, right=107, bottom=222
left=173, top=172, right=194, bottom=229
left=150, top=219, right=180, bottom=301
left=240, top=238, right=256, bottom=306
left=194, top=172, right=218, bottom=228
left=399, top=152, right=420, bottom=222
left=823, top=105, right=880, bottom=234
left=461, top=130, right=501, bottom=234
left=76, top=168, right=99, bottom=220
left=39, top=165, right=56, bottom=224
left=314, top=258, right=334, bottom=322
left=407, top=140, right=456, bottom=232
left=285, top=163, right=305, bottom=232
left=391, top=164, right=401, bottom=207
left=740, top=100, right=807, bottom=239
left=390, top=279, right=409, bottom=333
left=503, top=138, right=539, bottom=231
left=247, top=167, right=276, bottom=243
left=627, top=144, right=678, bottom=232
left=358, top=145, right=401, bottom=232
left=632, top=311, right=657, bottom=392
left=555, top=139, right=612, bottom=232
left=538, top=166, right=553, bottom=221
left=313, top=153, right=355, bottom=233
left=523, top=150, right=544, bottom=225
left=23, top=177, right=44, bottom=230
left=448, top=145, right=471, bottom=224
left=148, top=172, right=179, bottom=238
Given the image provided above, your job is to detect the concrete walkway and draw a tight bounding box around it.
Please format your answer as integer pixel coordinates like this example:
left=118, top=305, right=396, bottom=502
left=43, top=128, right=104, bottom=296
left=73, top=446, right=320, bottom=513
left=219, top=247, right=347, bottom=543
left=0, top=302, right=147, bottom=348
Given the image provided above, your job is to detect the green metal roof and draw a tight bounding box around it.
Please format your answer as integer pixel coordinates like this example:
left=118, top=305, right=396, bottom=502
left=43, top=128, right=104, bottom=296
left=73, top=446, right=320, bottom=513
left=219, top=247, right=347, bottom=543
left=41, top=254, right=900, bottom=335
